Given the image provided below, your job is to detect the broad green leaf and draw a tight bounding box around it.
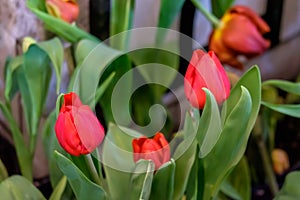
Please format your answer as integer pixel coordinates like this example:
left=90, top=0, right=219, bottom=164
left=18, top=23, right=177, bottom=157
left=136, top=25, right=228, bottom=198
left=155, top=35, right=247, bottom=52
left=54, top=151, right=106, bottom=200
left=221, top=156, right=251, bottom=200
left=70, top=42, right=123, bottom=105
left=26, top=0, right=98, bottom=43
left=37, top=37, right=64, bottom=93
left=261, top=102, right=300, bottom=118
left=0, top=175, right=45, bottom=200
left=262, top=80, right=300, bottom=95
left=197, top=89, right=222, bottom=158
left=23, top=45, right=52, bottom=144
left=203, top=86, right=253, bottom=199
left=173, top=139, right=197, bottom=200
left=0, top=159, right=8, bottom=182
left=274, top=171, right=300, bottom=200
left=157, top=0, right=185, bottom=42
left=99, top=55, right=132, bottom=124
left=185, top=149, right=204, bottom=200
left=129, top=45, right=179, bottom=100
left=101, top=123, right=142, bottom=199
left=49, top=176, right=67, bottom=200
left=4, top=56, right=22, bottom=102
left=150, top=160, right=176, bottom=200
left=75, top=39, right=99, bottom=66
left=110, top=0, right=135, bottom=49
left=0, top=102, right=32, bottom=181
left=222, top=66, right=261, bottom=134
left=211, top=0, right=234, bottom=18
left=129, top=160, right=155, bottom=200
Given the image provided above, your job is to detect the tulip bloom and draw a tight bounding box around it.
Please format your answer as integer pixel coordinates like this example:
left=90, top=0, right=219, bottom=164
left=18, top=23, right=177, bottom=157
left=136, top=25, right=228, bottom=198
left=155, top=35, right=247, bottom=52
left=132, top=132, right=170, bottom=170
left=209, top=5, right=270, bottom=69
left=184, top=50, right=230, bottom=109
left=55, top=92, right=105, bottom=156
left=46, top=0, right=79, bottom=23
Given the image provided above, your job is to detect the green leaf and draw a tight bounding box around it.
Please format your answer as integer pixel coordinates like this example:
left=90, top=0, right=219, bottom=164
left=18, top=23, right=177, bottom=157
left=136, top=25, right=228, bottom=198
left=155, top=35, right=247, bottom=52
left=197, top=89, right=222, bottom=158
left=26, top=0, right=98, bottom=43
left=4, top=56, right=22, bottom=103
left=54, top=151, right=106, bottom=200
left=0, top=159, right=8, bottom=182
left=129, top=160, right=155, bottom=200
left=157, top=0, right=185, bottom=42
left=101, top=124, right=142, bottom=199
left=150, top=159, right=176, bottom=200
left=261, top=102, right=300, bottom=118
left=262, top=80, right=300, bottom=96
left=100, top=55, right=132, bottom=124
left=0, top=102, right=32, bottom=181
left=110, top=0, right=135, bottom=49
left=211, top=0, right=234, bottom=18
left=221, top=156, right=251, bottom=200
left=173, top=139, right=197, bottom=199
left=0, top=175, right=46, bottom=200
left=129, top=45, right=179, bottom=100
left=75, top=39, right=99, bottom=66
left=23, top=44, right=52, bottom=140
left=274, top=171, right=300, bottom=200
left=49, top=176, right=67, bottom=200
left=37, top=37, right=64, bottom=93
left=203, top=86, right=253, bottom=198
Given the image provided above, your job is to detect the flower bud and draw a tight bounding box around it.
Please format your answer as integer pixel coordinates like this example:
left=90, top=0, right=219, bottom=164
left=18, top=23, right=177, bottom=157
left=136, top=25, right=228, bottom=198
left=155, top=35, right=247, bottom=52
left=132, top=132, right=170, bottom=170
left=272, top=148, right=290, bottom=175
left=184, top=50, right=230, bottom=109
left=209, top=5, right=270, bottom=69
left=55, top=92, right=105, bottom=156
left=46, top=0, right=79, bottom=23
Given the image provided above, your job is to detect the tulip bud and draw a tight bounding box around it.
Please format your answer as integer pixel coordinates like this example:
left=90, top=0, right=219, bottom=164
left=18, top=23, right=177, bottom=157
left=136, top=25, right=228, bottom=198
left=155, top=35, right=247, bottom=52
left=132, top=132, right=170, bottom=170
left=272, top=148, right=290, bottom=175
left=184, top=49, right=230, bottom=109
left=55, top=92, right=105, bottom=156
left=45, top=0, right=79, bottom=23
left=209, top=5, right=270, bottom=69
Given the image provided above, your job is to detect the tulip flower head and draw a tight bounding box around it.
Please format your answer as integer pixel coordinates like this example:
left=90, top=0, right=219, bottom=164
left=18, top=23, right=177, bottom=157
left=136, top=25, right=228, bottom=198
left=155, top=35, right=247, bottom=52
left=55, top=92, right=105, bottom=156
left=46, top=0, right=79, bottom=23
left=209, top=5, right=270, bottom=69
left=184, top=49, right=230, bottom=109
left=132, top=132, right=170, bottom=170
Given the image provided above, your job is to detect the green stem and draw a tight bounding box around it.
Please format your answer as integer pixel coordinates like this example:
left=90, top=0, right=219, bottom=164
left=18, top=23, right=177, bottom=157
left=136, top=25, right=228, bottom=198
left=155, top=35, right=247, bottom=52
left=256, top=137, right=279, bottom=196
left=84, top=154, right=102, bottom=186
left=191, top=0, right=221, bottom=28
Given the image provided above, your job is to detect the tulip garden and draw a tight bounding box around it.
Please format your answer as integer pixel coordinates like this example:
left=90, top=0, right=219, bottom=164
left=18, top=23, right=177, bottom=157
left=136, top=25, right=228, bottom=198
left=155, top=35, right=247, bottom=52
left=1, top=0, right=300, bottom=200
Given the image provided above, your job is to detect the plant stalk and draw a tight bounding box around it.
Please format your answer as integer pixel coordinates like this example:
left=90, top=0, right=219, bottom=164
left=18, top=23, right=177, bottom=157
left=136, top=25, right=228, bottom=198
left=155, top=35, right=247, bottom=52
left=190, top=0, right=221, bottom=28
left=84, top=154, right=102, bottom=186
left=256, top=137, right=279, bottom=196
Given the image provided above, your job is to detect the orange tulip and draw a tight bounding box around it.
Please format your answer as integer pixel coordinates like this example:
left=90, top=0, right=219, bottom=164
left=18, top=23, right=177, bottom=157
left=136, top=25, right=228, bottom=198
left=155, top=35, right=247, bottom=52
left=55, top=92, right=105, bottom=156
left=209, top=5, right=270, bottom=69
left=46, top=0, right=79, bottom=23
left=132, top=132, right=170, bottom=170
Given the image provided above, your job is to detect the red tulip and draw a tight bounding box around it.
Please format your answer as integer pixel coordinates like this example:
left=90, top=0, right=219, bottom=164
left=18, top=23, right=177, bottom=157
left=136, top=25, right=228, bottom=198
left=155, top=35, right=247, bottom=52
left=45, top=0, right=79, bottom=23
left=55, top=92, right=105, bottom=156
left=132, top=132, right=170, bottom=170
left=184, top=50, right=230, bottom=109
left=209, top=5, right=270, bottom=69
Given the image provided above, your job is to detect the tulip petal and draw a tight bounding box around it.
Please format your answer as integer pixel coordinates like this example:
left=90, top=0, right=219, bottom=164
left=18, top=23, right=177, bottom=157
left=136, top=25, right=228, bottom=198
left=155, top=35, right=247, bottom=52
left=73, top=105, right=105, bottom=153
left=230, top=5, right=270, bottom=34
left=55, top=111, right=82, bottom=156
left=222, top=15, right=270, bottom=56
